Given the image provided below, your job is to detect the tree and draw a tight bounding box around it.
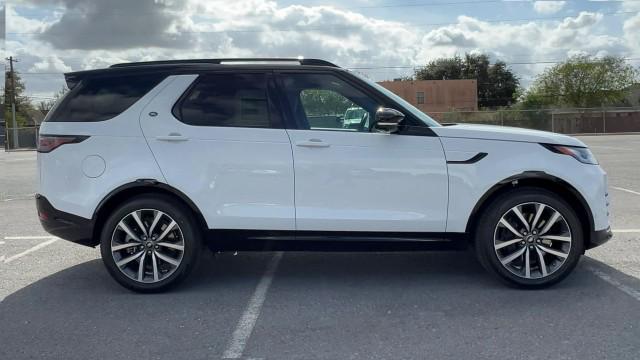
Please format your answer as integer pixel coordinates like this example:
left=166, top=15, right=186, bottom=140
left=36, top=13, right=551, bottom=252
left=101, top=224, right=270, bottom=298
left=521, top=55, right=639, bottom=108
left=415, top=55, right=464, bottom=81
left=299, top=89, right=354, bottom=116
left=4, top=70, right=35, bottom=127
left=414, top=53, right=520, bottom=108
left=37, top=87, right=68, bottom=114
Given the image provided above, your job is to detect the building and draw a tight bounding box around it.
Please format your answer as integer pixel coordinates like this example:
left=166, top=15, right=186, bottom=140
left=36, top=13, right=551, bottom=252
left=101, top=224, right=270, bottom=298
left=377, top=79, right=477, bottom=121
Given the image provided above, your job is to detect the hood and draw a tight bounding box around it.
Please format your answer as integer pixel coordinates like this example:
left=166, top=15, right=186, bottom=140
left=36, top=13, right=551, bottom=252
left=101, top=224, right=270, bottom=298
left=431, top=124, right=586, bottom=147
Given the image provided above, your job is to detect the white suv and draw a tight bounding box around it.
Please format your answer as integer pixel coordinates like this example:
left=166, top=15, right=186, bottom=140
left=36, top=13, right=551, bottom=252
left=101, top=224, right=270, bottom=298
left=36, top=58, right=611, bottom=292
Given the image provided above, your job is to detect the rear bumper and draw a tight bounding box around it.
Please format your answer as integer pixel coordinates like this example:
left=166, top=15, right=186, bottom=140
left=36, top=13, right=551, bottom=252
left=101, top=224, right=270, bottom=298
left=36, top=194, right=98, bottom=247
left=587, top=227, right=612, bottom=250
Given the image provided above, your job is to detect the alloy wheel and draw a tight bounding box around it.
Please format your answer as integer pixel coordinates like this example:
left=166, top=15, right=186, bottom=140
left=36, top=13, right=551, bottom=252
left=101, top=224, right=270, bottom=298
left=493, top=202, right=572, bottom=279
left=110, top=209, right=185, bottom=283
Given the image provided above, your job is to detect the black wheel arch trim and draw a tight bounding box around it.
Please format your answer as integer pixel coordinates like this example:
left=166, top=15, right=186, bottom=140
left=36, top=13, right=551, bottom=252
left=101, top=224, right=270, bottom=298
left=466, top=171, right=599, bottom=249
left=91, top=179, right=209, bottom=241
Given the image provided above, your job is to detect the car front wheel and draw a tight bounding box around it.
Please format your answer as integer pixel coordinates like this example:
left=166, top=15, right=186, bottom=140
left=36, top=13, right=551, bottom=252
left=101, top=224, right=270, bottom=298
left=475, top=187, right=584, bottom=288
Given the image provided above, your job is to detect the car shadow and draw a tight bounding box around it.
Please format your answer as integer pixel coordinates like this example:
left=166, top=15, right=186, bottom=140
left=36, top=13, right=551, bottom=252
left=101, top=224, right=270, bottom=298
left=1, top=251, right=639, bottom=360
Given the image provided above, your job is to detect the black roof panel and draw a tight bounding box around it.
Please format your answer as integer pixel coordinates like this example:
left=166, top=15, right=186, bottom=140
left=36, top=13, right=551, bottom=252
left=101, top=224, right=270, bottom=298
left=64, top=58, right=341, bottom=89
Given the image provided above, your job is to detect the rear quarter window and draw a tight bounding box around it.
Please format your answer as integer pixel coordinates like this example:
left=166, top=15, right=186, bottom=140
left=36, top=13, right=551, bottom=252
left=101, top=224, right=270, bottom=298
left=46, top=73, right=165, bottom=122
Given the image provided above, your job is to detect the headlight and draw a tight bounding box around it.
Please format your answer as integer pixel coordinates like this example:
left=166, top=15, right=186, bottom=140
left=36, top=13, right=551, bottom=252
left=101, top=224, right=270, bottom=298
left=541, top=144, right=598, bottom=165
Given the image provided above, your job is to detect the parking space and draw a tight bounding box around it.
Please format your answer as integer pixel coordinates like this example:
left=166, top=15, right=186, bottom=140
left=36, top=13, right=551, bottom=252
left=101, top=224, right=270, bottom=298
left=1, top=135, right=639, bottom=359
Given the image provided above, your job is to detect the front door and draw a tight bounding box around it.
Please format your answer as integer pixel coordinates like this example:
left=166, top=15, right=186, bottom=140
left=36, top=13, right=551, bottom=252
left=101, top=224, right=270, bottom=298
left=278, top=72, right=448, bottom=232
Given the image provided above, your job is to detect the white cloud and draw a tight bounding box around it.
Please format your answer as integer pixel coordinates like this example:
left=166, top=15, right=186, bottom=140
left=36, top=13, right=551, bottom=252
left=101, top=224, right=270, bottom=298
left=6, top=3, right=46, bottom=34
left=623, top=13, right=640, bottom=51
left=29, top=55, right=72, bottom=73
left=621, top=0, right=640, bottom=11
left=533, top=1, right=566, bottom=15
left=5, top=0, right=640, bottom=98
left=417, top=11, right=624, bottom=84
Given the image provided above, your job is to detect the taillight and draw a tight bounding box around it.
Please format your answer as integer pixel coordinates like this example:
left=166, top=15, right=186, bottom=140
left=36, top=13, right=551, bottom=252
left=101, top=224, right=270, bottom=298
left=37, top=134, right=89, bottom=153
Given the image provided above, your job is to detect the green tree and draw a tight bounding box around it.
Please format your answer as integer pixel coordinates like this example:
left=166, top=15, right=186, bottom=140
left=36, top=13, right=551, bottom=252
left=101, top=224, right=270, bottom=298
left=299, top=89, right=354, bottom=116
left=4, top=70, right=35, bottom=127
left=414, top=53, right=520, bottom=109
left=521, top=55, right=639, bottom=108
left=415, top=55, right=464, bottom=81
left=37, top=86, right=68, bottom=114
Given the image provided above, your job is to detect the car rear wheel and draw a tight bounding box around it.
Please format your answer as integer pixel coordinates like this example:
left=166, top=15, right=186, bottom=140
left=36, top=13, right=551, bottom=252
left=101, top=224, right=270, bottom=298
left=100, top=195, right=202, bottom=292
left=475, top=187, right=584, bottom=288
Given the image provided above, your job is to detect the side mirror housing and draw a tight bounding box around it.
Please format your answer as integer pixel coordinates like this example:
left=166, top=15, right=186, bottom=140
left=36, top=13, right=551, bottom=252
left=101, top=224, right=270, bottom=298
left=374, top=107, right=405, bottom=133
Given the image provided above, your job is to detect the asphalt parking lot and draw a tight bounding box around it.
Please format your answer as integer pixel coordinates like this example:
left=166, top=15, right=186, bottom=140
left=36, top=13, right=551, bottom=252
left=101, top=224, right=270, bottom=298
left=1, top=135, right=639, bottom=360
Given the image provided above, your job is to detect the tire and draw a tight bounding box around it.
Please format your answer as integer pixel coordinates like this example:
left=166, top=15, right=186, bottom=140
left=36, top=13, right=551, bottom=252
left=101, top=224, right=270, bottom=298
left=474, top=187, right=584, bottom=288
left=100, top=194, right=202, bottom=293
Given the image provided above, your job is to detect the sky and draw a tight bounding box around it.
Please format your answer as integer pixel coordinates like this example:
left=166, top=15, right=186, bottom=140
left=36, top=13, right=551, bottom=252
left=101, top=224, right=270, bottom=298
left=2, top=0, right=640, bottom=101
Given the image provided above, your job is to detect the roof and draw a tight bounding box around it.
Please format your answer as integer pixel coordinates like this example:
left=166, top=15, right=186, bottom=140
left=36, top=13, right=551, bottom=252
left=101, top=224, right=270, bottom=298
left=110, top=58, right=338, bottom=68
left=64, top=58, right=341, bottom=89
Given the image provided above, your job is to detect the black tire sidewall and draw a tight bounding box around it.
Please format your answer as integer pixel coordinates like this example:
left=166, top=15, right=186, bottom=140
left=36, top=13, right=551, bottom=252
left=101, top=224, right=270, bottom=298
left=100, top=195, right=201, bottom=293
left=475, top=188, right=584, bottom=288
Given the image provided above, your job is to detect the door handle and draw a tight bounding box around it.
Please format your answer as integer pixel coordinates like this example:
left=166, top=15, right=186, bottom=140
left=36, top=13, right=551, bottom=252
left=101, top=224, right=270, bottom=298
left=156, top=133, right=189, bottom=142
left=295, top=139, right=330, bottom=148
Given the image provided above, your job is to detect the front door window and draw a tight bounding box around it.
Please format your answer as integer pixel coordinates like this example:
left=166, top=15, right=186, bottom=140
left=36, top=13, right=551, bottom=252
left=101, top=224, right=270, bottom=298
left=281, top=73, right=379, bottom=133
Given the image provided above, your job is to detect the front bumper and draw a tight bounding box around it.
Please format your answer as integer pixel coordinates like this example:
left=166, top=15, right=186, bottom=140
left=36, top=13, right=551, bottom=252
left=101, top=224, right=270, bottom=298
left=587, top=227, right=613, bottom=250
left=36, top=194, right=98, bottom=247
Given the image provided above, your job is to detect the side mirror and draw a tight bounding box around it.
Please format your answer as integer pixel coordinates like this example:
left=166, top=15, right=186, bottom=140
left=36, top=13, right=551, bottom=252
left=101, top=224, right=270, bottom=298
left=374, top=107, right=405, bottom=133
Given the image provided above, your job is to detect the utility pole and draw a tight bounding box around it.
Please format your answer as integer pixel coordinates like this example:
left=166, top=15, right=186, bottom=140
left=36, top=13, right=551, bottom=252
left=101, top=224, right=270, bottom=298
left=6, top=56, right=19, bottom=149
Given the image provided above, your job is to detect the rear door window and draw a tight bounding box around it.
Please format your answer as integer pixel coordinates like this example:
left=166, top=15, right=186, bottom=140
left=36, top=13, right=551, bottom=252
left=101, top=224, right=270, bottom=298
left=173, top=73, right=280, bottom=128
left=47, top=73, right=165, bottom=122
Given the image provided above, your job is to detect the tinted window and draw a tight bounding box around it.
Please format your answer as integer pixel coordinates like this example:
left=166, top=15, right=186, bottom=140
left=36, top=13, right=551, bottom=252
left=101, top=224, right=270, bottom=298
left=48, top=74, right=165, bottom=122
left=175, top=73, right=275, bottom=128
left=281, top=73, right=378, bottom=132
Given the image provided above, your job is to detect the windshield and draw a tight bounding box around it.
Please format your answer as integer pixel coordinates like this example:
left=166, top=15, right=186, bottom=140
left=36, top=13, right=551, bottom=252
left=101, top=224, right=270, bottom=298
left=352, top=72, right=441, bottom=127
left=344, top=108, right=366, bottom=121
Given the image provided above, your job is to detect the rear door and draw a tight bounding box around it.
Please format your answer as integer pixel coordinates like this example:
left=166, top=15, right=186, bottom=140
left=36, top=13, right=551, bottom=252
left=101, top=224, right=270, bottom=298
left=140, top=71, right=295, bottom=230
left=277, top=71, right=449, bottom=232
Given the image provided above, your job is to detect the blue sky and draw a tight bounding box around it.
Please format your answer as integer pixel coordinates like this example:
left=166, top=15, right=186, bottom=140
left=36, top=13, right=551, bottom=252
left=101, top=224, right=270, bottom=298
left=4, top=0, right=640, bottom=99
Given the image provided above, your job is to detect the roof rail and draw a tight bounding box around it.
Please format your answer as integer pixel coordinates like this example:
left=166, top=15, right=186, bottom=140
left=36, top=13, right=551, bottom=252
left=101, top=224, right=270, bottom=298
left=110, top=58, right=339, bottom=68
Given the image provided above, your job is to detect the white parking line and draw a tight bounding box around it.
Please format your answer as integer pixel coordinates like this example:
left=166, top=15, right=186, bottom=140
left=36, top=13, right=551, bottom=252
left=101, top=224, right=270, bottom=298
left=0, top=158, right=37, bottom=163
left=2, top=238, right=58, bottom=264
left=223, top=252, right=283, bottom=359
left=588, top=267, right=640, bottom=302
left=0, top=241, right=5, bottom=245
left=613, top=229, right=640, bottom=233
left=612, top=186, right=640, bottom=196
left=589, top=145, right=634, bottom=151
left=1, top=194, right=36, bottom=202
left=4, top=236, right=57, bottom=240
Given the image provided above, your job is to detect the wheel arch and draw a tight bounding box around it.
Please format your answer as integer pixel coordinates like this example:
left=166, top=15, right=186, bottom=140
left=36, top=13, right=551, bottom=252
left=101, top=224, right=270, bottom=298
left=465, top=171, right=594, bottom=249
left=91, top=179, right=209, bottom=245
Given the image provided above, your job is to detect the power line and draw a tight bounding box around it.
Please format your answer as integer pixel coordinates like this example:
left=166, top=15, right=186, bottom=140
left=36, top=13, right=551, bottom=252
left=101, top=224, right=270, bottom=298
left=7, top=0, right=640, bottom=17
left=6, top=10, right=638, bottom=35
left=348, top=57, right=640, bottom=70
left=347, top=0, right=640, bottom=9
left=13, top=56, right=640, bottom=75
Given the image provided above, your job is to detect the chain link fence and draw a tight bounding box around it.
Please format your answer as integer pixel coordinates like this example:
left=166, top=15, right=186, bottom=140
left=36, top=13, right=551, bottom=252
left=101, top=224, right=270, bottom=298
left=4, top=126, right=40, bottom=151
left=429, top=107, right=640, bottom=134
left=3, top=107, right=640, bottom=151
